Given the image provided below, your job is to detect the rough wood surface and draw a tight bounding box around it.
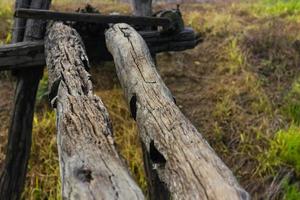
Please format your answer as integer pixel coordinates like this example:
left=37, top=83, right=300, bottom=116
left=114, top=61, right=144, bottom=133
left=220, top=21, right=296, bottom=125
left=105, top=23, right=250, bottom=200
left=45, top=22, right=144, bottom=200
left=0, top=1, right=51, bottom=200
left=0, top=28, right=200, bottom=70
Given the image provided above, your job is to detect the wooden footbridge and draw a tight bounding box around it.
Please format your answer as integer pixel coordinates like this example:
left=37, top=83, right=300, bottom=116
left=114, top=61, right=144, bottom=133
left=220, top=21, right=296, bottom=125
left=0, top=0, right=249, bottom=199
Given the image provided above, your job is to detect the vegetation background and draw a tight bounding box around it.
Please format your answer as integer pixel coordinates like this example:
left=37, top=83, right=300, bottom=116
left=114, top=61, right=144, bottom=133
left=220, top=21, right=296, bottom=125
left=1, top=0, right=300, bottom=199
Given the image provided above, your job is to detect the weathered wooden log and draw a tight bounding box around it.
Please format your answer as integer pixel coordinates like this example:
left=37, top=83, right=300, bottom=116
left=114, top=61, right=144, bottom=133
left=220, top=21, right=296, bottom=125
left=45, top=22, right=144, bottom=199
left=105, top=23, right=250, bottom=200
left=0, top=28, right=200, bottom=70
left=0, top=0, right=51, bottom=199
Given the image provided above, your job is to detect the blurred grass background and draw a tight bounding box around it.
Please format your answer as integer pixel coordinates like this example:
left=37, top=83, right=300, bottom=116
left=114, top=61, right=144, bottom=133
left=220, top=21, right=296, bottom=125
left=1, top=0, right=300, bottom=199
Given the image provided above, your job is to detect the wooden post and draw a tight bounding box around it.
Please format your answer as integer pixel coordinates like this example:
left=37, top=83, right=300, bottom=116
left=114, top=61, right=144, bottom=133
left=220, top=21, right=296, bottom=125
left=45, top=22, right=145, bottom=199
left=0, top=0, right=51, bottom=199
left=132, top=0, right=152, bottom=17
left=105, top=23, right=250, bottom=200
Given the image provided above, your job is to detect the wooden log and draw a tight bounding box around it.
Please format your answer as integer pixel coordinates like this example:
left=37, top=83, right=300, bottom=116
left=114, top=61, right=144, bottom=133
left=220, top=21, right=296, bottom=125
left=0, top=28, right=200, bottom=71
left=45, top=22, right=145, bottom=200
left=0, top=0, right=51, bottom=199
left=105, top=23, right=250, bottom=200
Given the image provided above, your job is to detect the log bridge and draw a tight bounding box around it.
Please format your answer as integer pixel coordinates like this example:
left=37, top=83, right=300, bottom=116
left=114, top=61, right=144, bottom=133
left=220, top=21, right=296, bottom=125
left=0, top=0, right=250, bottom=199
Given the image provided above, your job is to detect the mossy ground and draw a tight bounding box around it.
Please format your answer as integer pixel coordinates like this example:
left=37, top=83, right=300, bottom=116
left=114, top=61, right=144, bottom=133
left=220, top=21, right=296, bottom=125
left=1, top=0, right=300, bottom=199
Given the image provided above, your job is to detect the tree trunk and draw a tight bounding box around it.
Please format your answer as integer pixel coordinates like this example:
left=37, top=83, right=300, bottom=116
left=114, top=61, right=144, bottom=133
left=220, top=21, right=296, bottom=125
left=45, top=22, right=145, bottom=200
left=132, top=0, right=152, bottom=17
left=0, top=0, right=51, bottom=199
left=105, top=23, right=250, bottom=200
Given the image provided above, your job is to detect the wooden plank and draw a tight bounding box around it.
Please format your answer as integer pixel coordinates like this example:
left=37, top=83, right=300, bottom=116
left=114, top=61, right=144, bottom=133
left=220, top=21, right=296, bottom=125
left=0, top=28, right=200, bottom=70
left=0, top=0, right=51, bottom=200
left=105, top=23, right=250, bottom=200
left=15, top=8, right=171, bottom=28
left=45, top=22, right=145, bottom=199
left=0, top=41, right=44, bottom=70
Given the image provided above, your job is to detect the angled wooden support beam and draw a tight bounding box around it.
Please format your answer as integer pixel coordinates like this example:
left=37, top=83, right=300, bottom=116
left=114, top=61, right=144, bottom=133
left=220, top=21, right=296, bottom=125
left=0, top=28, right=201, bottom=71
left=105, top=23, right=250, bottom=200
left=45, top=22, right=144, bottom=199
left=0, top=0, right=51, bottom=199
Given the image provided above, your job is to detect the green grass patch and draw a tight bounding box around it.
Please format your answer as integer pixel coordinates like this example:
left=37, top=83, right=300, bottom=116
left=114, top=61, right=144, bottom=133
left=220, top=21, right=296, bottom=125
left=283, top=179, right=300, bottom=200
left=259, top=125, right=300, bottom=175
left=283, top=78, right=300, bottom=124
left=251, top=0, right=300, bottom=18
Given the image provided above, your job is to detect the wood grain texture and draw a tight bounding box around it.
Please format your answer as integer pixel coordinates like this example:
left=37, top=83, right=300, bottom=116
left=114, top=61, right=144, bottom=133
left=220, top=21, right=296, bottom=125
left=0, top=1, right=51, bottom=200
left=105, top=23, right=250, bottom=200
left=45, top=22, right=144, bottom=200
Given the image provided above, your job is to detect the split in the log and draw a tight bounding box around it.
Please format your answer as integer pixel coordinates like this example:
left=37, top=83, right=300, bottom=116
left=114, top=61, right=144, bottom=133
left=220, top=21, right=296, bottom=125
left=45, top=22, right=144, bottom=199
left=105, top=23, right=250, bottom=200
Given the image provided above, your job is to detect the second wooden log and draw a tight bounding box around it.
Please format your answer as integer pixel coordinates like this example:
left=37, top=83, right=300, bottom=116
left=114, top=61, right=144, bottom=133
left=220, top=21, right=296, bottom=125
left=105, top=23, right=250, bottom=200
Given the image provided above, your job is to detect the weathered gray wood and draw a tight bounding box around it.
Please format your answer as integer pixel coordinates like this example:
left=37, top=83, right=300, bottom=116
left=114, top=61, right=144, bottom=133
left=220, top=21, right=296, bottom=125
left=11, top=0, right=31, bottom=43
left=0, top=28, right=200, bottom=70
left=45, top=22, right=145, bottom=200
left=0, top=0, right=51, bottom=199
left=105, top=23, right=250, bottom=200
left=132, top=0, right=152, bottom=17
left=0, top=41, right=44, bottom=70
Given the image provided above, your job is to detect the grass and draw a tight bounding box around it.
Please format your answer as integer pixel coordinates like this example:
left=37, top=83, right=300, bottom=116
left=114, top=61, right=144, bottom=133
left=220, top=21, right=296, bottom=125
left=2, top=0, right=300, bottom=199
left=283, top=179, right=300, bottom=200
left=252, top=0, right=300, bottom=17
left=0, top=0, right=12, bottom=44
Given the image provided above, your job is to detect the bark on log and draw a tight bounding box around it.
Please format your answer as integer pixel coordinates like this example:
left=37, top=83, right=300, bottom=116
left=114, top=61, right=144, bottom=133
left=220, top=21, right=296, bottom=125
left=105, top=23, right=250, bottom=200
left=0, top=0, right=51, bottom=199
left=0, top=28, right=200, bottom=71
left=45, top=22, right=144, bottom=200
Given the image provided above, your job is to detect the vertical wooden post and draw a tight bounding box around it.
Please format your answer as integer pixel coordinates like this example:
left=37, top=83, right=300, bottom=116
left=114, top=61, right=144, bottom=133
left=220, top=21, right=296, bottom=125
left=0, top=1, right=51, bottom=199
left=11, top=0, right=31, bottom=43
left=132, top=0, right=153, bottom=17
